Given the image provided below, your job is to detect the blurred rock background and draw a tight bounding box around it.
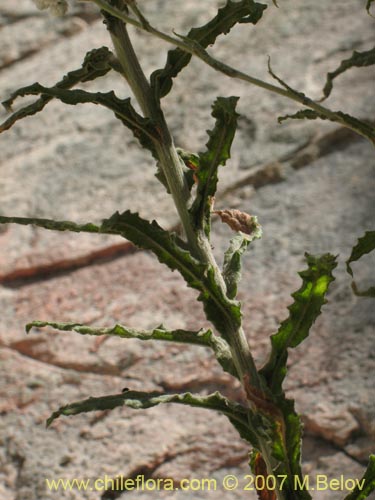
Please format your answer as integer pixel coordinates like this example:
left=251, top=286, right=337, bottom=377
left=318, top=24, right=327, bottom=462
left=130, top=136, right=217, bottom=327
left=0, top=1, right=374, bottom=499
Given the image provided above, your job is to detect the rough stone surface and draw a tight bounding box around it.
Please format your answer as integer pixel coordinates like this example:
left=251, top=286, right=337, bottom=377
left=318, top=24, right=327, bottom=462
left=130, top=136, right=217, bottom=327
left=0, top=1, right=374, bottom=500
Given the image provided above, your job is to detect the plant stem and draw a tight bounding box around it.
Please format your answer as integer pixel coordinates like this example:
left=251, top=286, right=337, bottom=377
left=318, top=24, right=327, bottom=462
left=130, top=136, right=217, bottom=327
left=106, top=2, right=262, bottom=389
left=92, top=0, right=374, bottom=143
left=106, top=8, right=294, bottom=498
left=106, top=3, right=197, bottom=253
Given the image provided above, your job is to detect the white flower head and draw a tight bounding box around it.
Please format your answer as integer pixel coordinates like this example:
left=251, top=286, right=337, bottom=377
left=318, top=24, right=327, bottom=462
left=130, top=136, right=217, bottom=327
left=33, top=0, right=69, bottom=16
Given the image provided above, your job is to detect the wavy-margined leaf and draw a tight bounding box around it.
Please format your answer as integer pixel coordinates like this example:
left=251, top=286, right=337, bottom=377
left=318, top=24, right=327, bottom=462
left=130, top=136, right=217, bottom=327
left=0, top=83, right=157, bottom=157
left=176, top=147, right=200, bottom=192
left=278, top=109, right=375, bottom=144
left=0, top=47, right=119, bottom=133
left=346, top=231, right=375, bottom=298
left=0, top=215, right=101, bottom=234
left=344, top=455, right=375, bottom=500
left=102, top=211, right=243, bottom=337
left=190, top=96, right=239, bottom=236
left=0, top=211, right=242, bottom=343
left=0, top=212, right=202, bottom=290
left=46, top=389, right=255, bottom=443
left=101, top=209, right=207, bottom=286
left=26, top=320, right=237, bottom=377
left=347, top=231, right=375, bottom=276
left=260, top=253, right=337, bottom=394
left=268, top=60, right=375, bottom=144
left=223, top=223, right=262, bottom=299
left=322, top=47, right=375, bottom=99
left=150, top=0, right=266, bottom=99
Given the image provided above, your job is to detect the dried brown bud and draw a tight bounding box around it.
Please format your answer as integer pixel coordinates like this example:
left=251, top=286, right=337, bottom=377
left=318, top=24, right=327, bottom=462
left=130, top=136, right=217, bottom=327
left=214, top=209, right=261, bottom=237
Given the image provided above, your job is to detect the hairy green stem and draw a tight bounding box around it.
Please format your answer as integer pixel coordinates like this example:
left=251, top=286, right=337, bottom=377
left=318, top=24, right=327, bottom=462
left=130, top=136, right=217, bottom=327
left=196, top=231, right=261, bottom=387
left=104, top=6, right=289, bottom=499
left=106, top=2, right=197, bottom=252
left=106, top=1, right=261, bottom=389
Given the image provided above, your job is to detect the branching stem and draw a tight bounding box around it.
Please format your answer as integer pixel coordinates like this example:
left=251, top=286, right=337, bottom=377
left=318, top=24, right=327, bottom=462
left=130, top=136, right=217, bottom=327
left=106, top=1, right=262, bottom=390
left=91, top=0, right=374, bottom=142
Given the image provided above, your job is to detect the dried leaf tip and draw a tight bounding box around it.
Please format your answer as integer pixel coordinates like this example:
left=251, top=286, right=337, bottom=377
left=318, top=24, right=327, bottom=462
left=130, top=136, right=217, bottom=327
left=214, top=209, right=262, bottom=239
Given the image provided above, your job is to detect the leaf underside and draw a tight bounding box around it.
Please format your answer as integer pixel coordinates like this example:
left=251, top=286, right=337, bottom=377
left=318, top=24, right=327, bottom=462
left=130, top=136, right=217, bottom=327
left=46, top=389, right=255, bottom=445
left=26, top=320, right=237, bottom=377
left=222, top=222, right=262, bottom=300
left=277, top=109, right=375, bottom=144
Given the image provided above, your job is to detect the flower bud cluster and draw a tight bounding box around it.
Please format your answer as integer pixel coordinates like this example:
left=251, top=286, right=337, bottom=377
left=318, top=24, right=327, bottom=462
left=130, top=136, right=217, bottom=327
left=33, top=0, right=69, bottom=16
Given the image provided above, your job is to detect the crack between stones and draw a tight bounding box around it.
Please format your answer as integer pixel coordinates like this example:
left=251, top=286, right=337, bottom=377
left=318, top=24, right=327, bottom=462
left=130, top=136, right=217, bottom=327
left=0, top=343, right=138, bottom=377
left=0, top=241, right=137, bottom=287
left=0, top=11, right=41, bottom=26
left=100, top=445, right=249, bottom=499
left=303, top=431, right=369, bottom=467
left=0, top=122, right=367, bottom=288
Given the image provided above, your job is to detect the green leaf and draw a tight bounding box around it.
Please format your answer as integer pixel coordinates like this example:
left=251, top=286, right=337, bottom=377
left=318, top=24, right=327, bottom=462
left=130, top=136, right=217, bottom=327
left=278, top=109, right=323, bottom=123
left=102, top=211, right=243, bottom=338
left=278, top=109, right=375, bottom=144
left=0, top=47, right=119, bottom=132
left=150, top=0, right=267, bottom=99
left=222, top=227, right=262, bottom=299
left=199, top=265, right=243, bottom=338
left=322, top=47, right=375, bottom=99
left=0, top=210, right=242, bottom=344
left=268, top=59, right=375, bottom=144
left=46, top=389, right=254, bottom=443
left=351, top=282, right=375, bottom=298
left=249, top=403, right=311, bottom=499
left=347, top=231, right=375, bottom=276
left=190, top=96, right=239, bottom=236
left=344, top=455, right=375, bottom=500
left=279, top=398, right=311, bottom=499
left=176, top=147, right=200, bottom=192
left=1, top=83, right=157, bottom=157
left=26, top=320, right=237, bottom=377
left=346, top=231, right=375, bottom=298
left=0, top=215, right=101, bottom=234
left=0, top=213, right=202, bottom=293
left=101, top=210, right=207, bottom=288
left=260, top=253, right=337, bottom=394
left=223, top=235, right=250, bottom=300
left=269, top=398, right=312, bottom=500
